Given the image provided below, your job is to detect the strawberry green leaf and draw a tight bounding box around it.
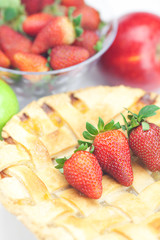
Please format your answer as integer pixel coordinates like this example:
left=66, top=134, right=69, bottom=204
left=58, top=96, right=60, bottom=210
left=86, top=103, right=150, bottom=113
left=98, top=21, right=107, bottom=30
left=104, top=120, right=121, bottom=131
left=104, top=120, right=114, bottom=131
left=73, top=15, right=82, bottom=26
left=78, top=140, right=92, bottom=147
left=127, top=114, right=133, bottom=120
left=125, top=108, right=138, bottom=118
left=55, top=157, right=67, bottom=171
left=130, top=116, right=139, bottom=128
left=75, top=26, right=83, bottom=37
left=55, top=164, right=64, bottom=169
left=98, top=117, right=104, bottom=132
left=46, top=62, right=50, bottom=68
left=89, top=145, right=95, bottom=153
left=121, top=113, right=128, bottom=129
left=112, top=122, right=121, bottom=130
left=138, top=105, right=160, bottom=120
left=86, top=122, right=98, bottom=135
left=68, top=7, right=75, bottom=20
left=47, top=56, right=51, bottom=62
left=121, top=113, right=130, bottom=136
left=94, top=40, right=103, bottom=52
left=83, top=131, right=95, bottom=140
left=142, top=121, right=150, bottom=131
left=48, top=49, right=52, bottom=55
left=94, top=36, right=105, bottom=52
left=4, top=7, right=18, bottom=21
left=121, top=125, right=127, bottom=131
left=74, top=143, right=88, bottom=153
left=56, top=157, right=67, bottom=164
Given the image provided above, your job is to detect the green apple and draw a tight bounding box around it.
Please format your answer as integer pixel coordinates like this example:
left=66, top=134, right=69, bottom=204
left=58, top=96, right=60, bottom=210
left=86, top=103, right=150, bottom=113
left=0, top=80, right=19, bottom=139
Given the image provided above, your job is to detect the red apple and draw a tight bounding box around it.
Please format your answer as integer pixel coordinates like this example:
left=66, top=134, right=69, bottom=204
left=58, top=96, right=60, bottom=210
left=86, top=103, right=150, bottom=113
left=100, top=12, right=160, bottom=91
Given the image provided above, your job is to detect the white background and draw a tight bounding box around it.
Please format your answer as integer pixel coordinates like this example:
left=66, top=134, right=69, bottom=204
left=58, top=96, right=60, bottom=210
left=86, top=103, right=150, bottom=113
left=1, top=1, right=160, bottom=239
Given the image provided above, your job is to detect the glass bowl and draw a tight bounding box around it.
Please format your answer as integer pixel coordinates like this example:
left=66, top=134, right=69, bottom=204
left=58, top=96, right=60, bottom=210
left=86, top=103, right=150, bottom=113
left=0, top=0, right=118, bottom=103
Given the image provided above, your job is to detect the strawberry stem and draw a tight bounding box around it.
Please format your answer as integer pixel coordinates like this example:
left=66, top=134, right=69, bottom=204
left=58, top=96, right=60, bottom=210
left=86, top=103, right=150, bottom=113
left=121, top=105, right=160, bottom=136
left=68, top=7, right=83, bottom=38
left=98, top=20, right=107, bottom=30
left=80, top=117, right=121, bottom=145
left=55, top=143, right=92, bottom=173
left=94, top=36, right=105, bottom=52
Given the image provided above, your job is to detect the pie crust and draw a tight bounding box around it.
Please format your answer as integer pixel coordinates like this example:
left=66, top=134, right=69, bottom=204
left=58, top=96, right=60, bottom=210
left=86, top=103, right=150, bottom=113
left=0, top=85, right=160, bottom=240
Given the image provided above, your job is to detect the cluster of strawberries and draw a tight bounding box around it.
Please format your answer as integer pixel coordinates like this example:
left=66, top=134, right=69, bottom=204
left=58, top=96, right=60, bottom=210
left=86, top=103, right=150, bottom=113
left=0, top=0, right=103, bottom=73
left=56, top=105, right=160, bottom=199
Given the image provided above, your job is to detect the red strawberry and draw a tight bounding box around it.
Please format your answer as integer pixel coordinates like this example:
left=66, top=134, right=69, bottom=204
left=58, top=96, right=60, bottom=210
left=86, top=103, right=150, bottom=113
left=22, top=0, right=42, bottom=15
left=123, top=105, right=160, bottom=172
left=56, top=150, right=103, bottom=199
left=23, top=13, right=53, bottom=36
left=0, top=26, right=32, bottom=66
left=81, top=118, right=133, bottom=186
left=0, top=50, right=10, bottom=68
left=74, top=30, right=101, bottom=56
left=50, top=45, right=89, bottom=70
left=73, top=5, right=100, bottom=31
left=31, top=16, right=77, bottom=54
left=13, top=52, right=49, bottom=72
left=61, top=0, right=84, bottom=8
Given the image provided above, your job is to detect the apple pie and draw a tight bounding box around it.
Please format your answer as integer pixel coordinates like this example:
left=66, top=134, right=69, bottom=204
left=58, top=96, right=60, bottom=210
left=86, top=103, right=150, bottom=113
left=0, top=85, right=160, bottom=240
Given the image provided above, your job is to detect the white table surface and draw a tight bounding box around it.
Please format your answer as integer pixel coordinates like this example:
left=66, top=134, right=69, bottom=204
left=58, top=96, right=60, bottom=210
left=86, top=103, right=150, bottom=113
left=1, top=0, right=160, bottom=239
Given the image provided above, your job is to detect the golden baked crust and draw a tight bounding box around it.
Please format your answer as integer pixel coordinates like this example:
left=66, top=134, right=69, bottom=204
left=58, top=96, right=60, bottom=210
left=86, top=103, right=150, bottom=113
left=0, top=85, right=160, bottom=240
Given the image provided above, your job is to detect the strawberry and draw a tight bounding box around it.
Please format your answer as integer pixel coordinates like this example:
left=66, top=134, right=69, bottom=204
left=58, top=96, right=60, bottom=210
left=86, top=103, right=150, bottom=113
left=122, top=105, right=160, bottom=172
left=22, top=0, right=56, bottom=14
left=50, top=45, right=89, bottom=70
left=79, top=118, right=133, bottom=186
left=74, top=30, right=103, bottom=57
left=0, top=25, right=32, bottom=66
left=73, top=5, right=100, bottom=31
left=61, top=0, right=84, bottom=8
left=13, top=52, right=49, bottom=72
left=23, top=13, right=53, bottom=36
left=31, top=16, right=82, bottom=54
left=0, top=50, right=10, bottom=68
left=22, top=0, right=42, bottom=15
left=55, top=150, right=103, bottom=199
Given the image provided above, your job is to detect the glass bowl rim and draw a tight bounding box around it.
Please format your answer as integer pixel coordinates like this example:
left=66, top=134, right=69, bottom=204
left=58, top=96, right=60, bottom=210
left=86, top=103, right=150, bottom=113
left=0, top=18, right=118, bottom=76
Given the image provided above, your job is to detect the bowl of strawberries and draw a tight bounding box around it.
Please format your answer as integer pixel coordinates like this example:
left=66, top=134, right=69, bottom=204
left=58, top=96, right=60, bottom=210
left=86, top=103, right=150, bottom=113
left=0, top=0, right=117, bottom=100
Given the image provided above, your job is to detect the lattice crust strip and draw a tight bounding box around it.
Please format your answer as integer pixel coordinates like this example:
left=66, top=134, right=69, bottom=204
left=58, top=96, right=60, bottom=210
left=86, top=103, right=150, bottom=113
left=0, top=85, right=160, bottom=240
